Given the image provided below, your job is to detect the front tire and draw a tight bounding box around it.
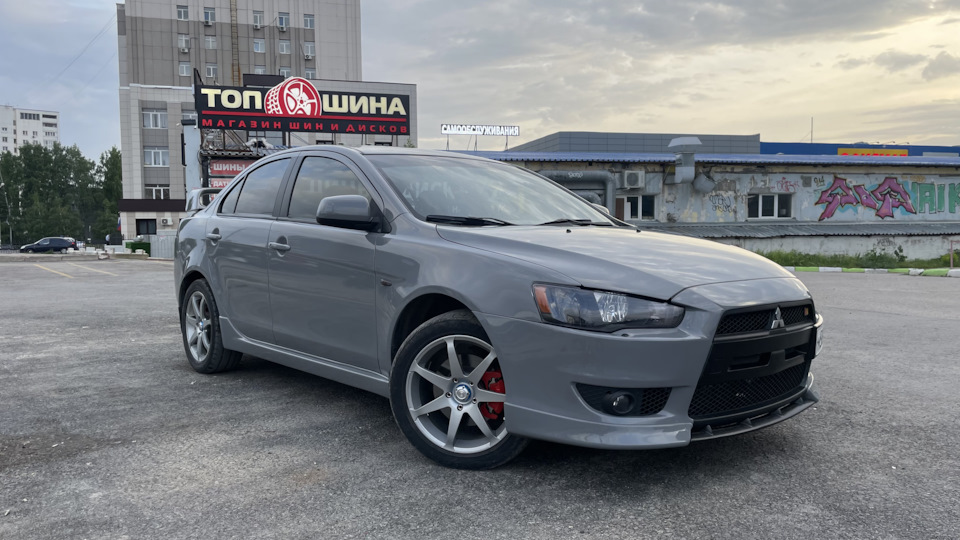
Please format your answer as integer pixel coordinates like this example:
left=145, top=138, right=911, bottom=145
left=180, top=279, right=242, bottom=373
left=390, top=310, right=527, bottom=469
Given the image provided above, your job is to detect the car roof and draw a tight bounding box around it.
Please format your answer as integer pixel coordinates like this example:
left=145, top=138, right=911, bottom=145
left=268, top=145, right=494, bottom=164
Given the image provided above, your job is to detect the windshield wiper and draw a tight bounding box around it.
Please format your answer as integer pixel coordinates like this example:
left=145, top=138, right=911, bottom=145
left=425, top=215, right=513, bottom=226
left=537, top=218, right=612, bottom=226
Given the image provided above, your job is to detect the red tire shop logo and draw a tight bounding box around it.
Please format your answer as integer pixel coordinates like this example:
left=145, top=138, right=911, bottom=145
left=265, top=77, right=322, bottom=117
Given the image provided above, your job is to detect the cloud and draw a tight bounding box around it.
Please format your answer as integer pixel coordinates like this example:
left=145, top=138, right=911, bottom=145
left=922, top=51, right=960, bottom=80
left=836, top=57, right=869, bottom=70
left=873, top=50, right=928, bottom=71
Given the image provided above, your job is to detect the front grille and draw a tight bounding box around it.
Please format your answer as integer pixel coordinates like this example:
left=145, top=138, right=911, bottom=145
left=576, top=384, right=671, bottom=416
left=781, top=305, right=812, bottom=326
left=688, top=360, right=810, bottom=419
left=716, top=310, right=772, bottom=335
left=715, top=303, right=814, bottom=336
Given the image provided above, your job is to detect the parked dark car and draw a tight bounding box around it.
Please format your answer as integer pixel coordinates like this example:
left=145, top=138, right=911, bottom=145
left=20, top=237, right=78, bottom=253
left=175, top=146, right=824, bottom=469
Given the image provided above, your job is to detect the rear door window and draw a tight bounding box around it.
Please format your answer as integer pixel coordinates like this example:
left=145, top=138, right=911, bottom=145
left=234, top=158, right=291, bottom=216
left=287, top=157, right=371, bottom=221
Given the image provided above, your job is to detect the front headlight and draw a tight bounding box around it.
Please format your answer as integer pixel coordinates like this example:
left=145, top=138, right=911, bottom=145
left=533, top=284, right=684, bottom=332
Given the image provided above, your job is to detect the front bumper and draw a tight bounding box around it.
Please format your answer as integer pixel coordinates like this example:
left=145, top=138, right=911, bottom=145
left=475, top=310, right=823, bottom=450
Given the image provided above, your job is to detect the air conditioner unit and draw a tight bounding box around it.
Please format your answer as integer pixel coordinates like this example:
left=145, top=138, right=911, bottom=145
left=304, top=54, right=314, bottom=60
left=179, top=47, right=190, bottom=53
left=253, top=23, right=261, bottom=29
left=622, top=170, right=645, bottom=189
left=278, top=25, right=287, bottom=32
left=203, top=19, right=213, bottom=26
left=161, top=218, right=171, bottom=225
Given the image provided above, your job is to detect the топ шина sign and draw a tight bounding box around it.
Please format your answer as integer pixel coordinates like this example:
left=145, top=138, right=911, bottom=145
left=196, top=77, right=410, bottom=135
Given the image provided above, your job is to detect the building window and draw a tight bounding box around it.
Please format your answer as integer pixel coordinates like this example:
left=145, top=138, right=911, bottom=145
left=144, top=147, right=169, bottom=167
left=254, top=65, right=266, bottom=74
left=748, top=193, right=793, bottom=218
left=32, top=131, right=38, bottom=137
left=253, top=39, right=265, bottom=53
left=22, top=130, right=27, bottom=135
left=304, top=42, right=315, bottom=56
left=142, top=109, right=168, bottom=129
left=204, top=7, right=215, bottom=23
left=278, top=40, right=290, bottom=54
left=179, top=62, right=191, bottom=76
left=178, top=34, right=189, bottom=49
left=43, top=122, right=57, bottom=128
left=1, top=137, right=5, bottom=142
left=279, top=67, right=291, bottom=77
left=1, top=127, right=6, bottom=131
left=45, top=132, right=56, bottom=137
left=278, top=12, right=289, bottom=27
left=42, top=114, right=57, bottom=119
left=304, top=68, right=316, bottom=78
left=253, top=10, right=264, bottom=26
left=206, top=63, right=218, bottom=78
left=177, top=5, right=188, bottom=20
left=136, top=219, right=158, bottom=235
left=616, top=195, right=656, bottom=221
left=146, top=185, right=171, bottom=200
left=20, top=113, right=40, bottom=120
left=204, top=36, right=217, bottom=49
left=304, top=14, right=314, bottom=28
left=182, top=111, right=198, bottom=121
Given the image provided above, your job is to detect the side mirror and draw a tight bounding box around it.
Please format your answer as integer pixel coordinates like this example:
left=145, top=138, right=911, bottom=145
left=591, top=202, right=612, bottom=215
left=317, top=195, right=382, bottom=231
left=186, top=188, right=222, bottom=213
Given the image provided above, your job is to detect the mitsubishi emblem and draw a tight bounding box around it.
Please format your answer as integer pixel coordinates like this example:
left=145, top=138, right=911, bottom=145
left=771, top=307, right=785, bottom=329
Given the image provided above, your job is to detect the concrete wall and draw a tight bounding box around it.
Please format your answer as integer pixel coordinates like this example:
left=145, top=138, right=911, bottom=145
left=715, top=235, right=955, bottom=261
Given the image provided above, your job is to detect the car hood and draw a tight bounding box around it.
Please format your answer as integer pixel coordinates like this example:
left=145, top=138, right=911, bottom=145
left=436, top=225, right=795, bottom=300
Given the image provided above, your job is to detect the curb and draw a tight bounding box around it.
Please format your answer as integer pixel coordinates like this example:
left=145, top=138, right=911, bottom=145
left=785, top=266, right=960, bottom=277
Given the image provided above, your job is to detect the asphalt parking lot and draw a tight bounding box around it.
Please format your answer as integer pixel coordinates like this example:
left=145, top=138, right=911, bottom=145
left=1, top=258, right=958, bottom=539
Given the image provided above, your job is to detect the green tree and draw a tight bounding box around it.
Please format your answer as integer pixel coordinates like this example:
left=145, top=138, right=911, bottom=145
left=0, top=143, right=119, bottom=246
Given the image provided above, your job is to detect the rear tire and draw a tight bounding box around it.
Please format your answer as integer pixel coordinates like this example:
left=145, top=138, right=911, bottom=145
left=180, top=279, right=242, bottom=373
left=390, top=310, right=527, bottom=469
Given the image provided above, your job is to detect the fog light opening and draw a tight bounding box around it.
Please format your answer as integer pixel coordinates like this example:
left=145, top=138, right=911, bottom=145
left=602, top=391, right=636, bottom=415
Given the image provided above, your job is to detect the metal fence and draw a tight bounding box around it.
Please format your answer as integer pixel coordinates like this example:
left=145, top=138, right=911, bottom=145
left=149, top=234, right=176, bottom=259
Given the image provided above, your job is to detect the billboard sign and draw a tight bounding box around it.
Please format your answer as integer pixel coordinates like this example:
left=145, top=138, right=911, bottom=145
left=838, top=148, right=908, bottom=157
left=441, top=124, right=520, bottom=136
left=196, top=77, right=410, bottom=135
left=209, top=159, right=255, bottom=177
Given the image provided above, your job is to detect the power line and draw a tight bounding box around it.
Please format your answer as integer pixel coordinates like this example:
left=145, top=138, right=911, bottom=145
left=46, top=13, right=117, bottom=89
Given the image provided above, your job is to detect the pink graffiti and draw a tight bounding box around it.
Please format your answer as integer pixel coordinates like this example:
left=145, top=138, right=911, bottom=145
left=816, top=177, right=859, bottom=220
left=816, top=177, right=916, bottom=220
left=776, top=178, right=799, bottom=192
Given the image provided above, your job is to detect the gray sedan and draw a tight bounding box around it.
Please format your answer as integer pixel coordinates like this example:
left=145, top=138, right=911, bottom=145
left=174, top=146, right=824, bottom=469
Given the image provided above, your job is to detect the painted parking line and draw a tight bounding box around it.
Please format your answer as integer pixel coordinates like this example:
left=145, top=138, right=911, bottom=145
left=33, top=264, right=74, bottom=279
left=68, top=262, right=119, bottom=276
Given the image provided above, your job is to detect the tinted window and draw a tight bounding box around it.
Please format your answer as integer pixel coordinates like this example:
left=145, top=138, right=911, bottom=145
left=234, top=159, right=290, bottom=216
left=287, top=157, right=371, bottom=221
left=218, top=179, right=244, bottom=214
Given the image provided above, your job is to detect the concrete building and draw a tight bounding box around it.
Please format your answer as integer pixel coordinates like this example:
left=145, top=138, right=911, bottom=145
left=117, top=0, right=398, bottom=239
left=461, top=141, right=960, bottom=259
left=0, top=106, right=61, bottom=154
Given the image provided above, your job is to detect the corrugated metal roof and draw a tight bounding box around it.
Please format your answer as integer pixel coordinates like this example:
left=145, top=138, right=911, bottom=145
left=199, top=146, right=291, bottom=158
left=454, top=150, right=960, bottom=167
left=639, top=222, right=960, bottom=239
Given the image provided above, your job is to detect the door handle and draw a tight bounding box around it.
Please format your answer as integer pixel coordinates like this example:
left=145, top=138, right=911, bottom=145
left=206, top=232, right=221, bottom=241
left=268, top=241, right=291, bottom=252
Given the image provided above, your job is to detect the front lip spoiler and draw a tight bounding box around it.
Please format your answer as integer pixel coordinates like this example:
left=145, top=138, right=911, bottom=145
left=690, top=373, right=819, bottom=441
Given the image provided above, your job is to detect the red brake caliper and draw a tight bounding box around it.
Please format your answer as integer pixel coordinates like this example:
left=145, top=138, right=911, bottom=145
left=479, top=370, right=505, bottom=420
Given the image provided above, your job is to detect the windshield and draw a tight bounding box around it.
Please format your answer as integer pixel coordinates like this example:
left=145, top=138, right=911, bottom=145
left=368, top=155, right=613, bottom=226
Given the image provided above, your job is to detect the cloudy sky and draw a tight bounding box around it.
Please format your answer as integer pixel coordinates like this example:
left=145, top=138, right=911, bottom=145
left=2, top=0, right=959, bottom=160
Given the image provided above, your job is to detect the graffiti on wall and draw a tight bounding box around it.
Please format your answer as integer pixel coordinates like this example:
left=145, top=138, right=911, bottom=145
left=816, top=177, right=916, bottom=220
left=816, top=177, right=960, bottom=220
left=709, top=193, right=735, bottom=213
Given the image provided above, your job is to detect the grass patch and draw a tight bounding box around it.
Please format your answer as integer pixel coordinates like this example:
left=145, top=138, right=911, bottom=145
left=921, top=268, right=950, bottom=277
left=757, top=249, right=954, bottom=270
